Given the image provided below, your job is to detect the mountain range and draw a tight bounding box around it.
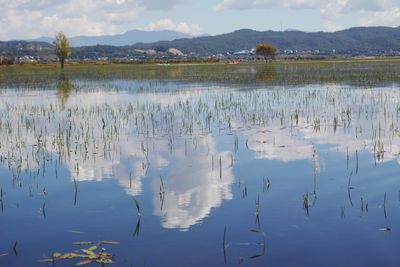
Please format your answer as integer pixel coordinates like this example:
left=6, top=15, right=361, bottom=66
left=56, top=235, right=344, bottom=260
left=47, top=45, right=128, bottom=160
left=1, top=26, right=400, bottom=58
left=29, top=30, right=192, bottom=47
left=130, top=26, right=400, bottom=55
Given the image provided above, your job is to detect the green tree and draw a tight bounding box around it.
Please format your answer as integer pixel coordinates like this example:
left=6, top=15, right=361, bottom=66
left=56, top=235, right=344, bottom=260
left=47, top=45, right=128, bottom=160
left=54, top=32, right=72, bottom=69
left=255, top=43, right=277, bottom=63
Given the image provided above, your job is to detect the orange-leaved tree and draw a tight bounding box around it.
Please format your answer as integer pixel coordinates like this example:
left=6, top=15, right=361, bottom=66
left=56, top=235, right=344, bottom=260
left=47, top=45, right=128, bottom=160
left=255, top=43, right=277, bottom=63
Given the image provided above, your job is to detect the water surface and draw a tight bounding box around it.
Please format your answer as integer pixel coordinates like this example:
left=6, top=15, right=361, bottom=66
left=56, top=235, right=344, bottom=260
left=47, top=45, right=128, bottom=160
left=0, top=62, right=400, bottom=266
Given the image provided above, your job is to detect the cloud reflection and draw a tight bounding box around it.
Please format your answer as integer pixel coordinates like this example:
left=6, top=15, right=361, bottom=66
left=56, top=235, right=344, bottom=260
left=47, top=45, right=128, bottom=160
left=1, top=84, right=400, bottom=230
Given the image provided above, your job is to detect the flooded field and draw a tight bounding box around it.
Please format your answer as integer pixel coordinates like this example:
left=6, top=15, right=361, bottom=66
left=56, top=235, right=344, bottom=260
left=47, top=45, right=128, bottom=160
left=1, top=61, right=400, bottom=266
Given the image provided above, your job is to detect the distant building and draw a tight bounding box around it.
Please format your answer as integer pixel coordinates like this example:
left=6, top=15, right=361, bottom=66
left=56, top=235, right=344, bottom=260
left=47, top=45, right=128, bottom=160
left=284, top=50, right=294, bottom=54
left=233, top=50, right=254, bottom=56
left=167, top=48, right=185, bottom=56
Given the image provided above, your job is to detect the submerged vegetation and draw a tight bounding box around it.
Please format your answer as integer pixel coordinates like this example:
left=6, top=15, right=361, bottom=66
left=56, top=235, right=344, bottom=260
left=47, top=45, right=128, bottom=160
left=1, top=59, right=400, bottom=88
left=0, top=61, right=400, bottom=266
left=39, top=241, right=119, bottom=265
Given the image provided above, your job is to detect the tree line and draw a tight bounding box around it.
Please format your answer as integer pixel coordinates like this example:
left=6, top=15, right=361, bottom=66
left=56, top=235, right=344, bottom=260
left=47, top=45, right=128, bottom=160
left=2, top=31, right=277, bottom=68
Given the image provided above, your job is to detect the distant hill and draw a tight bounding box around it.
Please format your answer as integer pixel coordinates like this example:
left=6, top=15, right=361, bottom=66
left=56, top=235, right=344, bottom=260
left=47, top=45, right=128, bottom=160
left=0, top=40, right=53, bottom=55
left=29, top=30, right=192, bottom=47
left=130, top=26, right=400, bottom=55
left=1, top=27, right=400, bottom=58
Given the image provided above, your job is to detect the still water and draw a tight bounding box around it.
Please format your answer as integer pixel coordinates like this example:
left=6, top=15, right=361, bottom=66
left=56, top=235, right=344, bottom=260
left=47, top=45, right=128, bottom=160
left=0, top=64, right=400, bottom=266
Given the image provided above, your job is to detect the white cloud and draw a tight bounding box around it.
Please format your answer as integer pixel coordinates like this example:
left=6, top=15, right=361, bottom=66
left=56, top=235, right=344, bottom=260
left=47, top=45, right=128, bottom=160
left=359, top=7, right=400, bottom=27
left=144, top=19, right=202, bottom=36
left=323, top=20, right=346, bottom=32
left=215, top=0, right=322, bottom=11
left=40, top=15, right=118, bottom=37
left=0, top=0, right=190, bottom=40
left=215, top=0, right=392, bottom=12
left=0, top=9, right=44, bottom=40
left=214, top=0, right=397, bottom=32
left=340, top=0, right=389, bottom=12
left=138, top=0, right=190, bottom=10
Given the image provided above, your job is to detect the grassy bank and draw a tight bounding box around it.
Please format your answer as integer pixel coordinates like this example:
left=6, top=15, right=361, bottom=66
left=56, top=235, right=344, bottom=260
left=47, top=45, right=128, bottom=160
left=1, top=58, right=400, bottom=88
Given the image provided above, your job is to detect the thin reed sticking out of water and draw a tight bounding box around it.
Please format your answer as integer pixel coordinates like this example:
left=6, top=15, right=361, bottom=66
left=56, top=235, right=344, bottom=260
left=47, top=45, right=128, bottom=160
left=223, top=226, right=227, bottom=264
left=132, top=196, right=141, bottom=217
left=383, top=192, right=387, bottom=219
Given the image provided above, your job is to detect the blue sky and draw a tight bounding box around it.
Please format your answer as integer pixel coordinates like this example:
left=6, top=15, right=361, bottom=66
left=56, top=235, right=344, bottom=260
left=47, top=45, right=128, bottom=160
left=1, top=0, right=399, bottom=40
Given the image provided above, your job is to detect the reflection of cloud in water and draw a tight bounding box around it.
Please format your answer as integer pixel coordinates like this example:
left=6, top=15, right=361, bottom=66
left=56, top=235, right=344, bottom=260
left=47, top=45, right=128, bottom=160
left=244, top=121, right=399, bottom=165
left=244, top=126, right=314, bottom=162
left=239, top=86, right=400, bottom=165
left=302, top=126, right=400, bottom=163
left=151, top=135, right=234, bottom=230
left=0, top=89, right=235, bottom=230
left=2, top=85, right=400, bottom=230
left=62, top=139, right=148, bottom=196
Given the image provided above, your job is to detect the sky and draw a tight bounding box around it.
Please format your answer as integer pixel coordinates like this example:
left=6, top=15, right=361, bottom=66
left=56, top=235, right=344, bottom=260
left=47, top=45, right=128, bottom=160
left=0, top=0, right=399, bottom=40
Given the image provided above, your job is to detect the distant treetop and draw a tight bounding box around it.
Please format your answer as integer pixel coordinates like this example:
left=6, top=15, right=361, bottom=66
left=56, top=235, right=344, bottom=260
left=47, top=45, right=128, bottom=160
left=255, top=43, right=277, bottom=63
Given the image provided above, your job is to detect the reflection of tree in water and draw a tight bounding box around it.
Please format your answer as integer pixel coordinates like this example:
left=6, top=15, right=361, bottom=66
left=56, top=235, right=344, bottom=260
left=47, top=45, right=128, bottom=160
left=57, top=73, right=73, bottom=107
left=167, top=67, right=183, bottom=78
left=255, top=65, right=277, bottom=83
